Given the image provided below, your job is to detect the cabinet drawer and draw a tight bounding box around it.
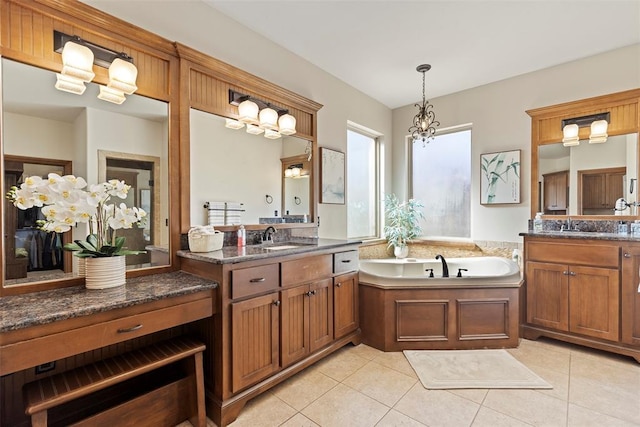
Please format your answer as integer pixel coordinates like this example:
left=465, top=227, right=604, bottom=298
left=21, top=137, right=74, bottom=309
left=281, top=254, right=332, bottom=287
left=232, top=264, right=280, bottom=299
left=334, top=250, right=359, bottom=274
left=526, top=240, right=619, bottom=268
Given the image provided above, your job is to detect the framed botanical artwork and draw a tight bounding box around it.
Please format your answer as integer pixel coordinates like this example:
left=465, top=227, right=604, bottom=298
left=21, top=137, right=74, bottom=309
left=480, top=149, right=521, bottom=205
left=320, top=147, right=345, bottom=204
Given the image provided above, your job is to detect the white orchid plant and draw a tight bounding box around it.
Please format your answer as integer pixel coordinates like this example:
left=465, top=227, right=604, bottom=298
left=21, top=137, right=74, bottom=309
left=6, top=173, right=147, bottom=258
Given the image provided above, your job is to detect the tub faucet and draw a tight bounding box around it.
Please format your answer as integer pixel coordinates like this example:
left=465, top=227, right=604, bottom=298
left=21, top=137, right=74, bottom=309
left=435, top=254, right=449, bottom=278
left=263, top=226, right=277, bottom=243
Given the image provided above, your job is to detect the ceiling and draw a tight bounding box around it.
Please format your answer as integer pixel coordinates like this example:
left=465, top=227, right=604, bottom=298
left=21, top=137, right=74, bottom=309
left=85, top=1, right=640, bottom=109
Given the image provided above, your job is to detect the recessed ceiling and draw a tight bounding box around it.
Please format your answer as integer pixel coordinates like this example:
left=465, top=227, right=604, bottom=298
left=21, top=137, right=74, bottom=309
left=83, top=0, right=640, bottom=109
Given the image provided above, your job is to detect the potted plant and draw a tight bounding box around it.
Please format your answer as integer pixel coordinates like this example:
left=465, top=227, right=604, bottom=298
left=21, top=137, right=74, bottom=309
left=6, top=173, right=147, bottom=288
left=383, top=194, right=425, bottom=258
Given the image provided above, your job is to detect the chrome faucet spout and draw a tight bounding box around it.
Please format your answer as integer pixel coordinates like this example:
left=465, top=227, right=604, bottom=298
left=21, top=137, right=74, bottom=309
left=435, top=254, right=449, bottom=278
left=263, top=226, right=277, bottom=243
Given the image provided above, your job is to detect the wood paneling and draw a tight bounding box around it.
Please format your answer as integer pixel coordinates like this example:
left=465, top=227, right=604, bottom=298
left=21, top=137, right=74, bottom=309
left=458, top=299, right=512, bottom=340
left=396, top=300, right=448, bottom=341
left=621, top=245, right=640, bottom=346
left=526, top=239, right=619, bottom=268
left=334, top=271, right=359, bottom=339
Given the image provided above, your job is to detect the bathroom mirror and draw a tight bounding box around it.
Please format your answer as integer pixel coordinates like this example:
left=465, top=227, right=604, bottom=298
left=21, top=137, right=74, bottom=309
left=537, top=133, right=638, bottom=216
left=2, top=58, right=170, bottom=287
left=189, top=108, right=313, bottom=226
left=282, top=155, right=312, bottom=220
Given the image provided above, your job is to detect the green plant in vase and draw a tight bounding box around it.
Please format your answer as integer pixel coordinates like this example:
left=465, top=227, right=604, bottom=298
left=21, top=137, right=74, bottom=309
left=383, top=194, right=425, bottom=258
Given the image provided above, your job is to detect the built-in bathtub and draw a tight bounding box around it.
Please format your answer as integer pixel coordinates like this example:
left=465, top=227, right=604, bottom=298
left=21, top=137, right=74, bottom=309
left=359, top=256, right=523, bottom=351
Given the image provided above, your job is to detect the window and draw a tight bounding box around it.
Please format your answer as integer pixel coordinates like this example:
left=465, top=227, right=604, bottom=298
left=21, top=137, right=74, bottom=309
left=347, top=125, right=379, bottom=239
left=410, top=127, right=471, bottom=238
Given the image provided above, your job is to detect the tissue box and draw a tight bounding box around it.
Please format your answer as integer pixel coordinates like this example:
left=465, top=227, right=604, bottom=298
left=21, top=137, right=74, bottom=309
left=189, top=232, right=224, bottom=252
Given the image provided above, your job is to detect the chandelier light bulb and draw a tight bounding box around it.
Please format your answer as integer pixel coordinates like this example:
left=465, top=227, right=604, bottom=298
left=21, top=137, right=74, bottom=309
left=408, top=64, right=440, bottom=145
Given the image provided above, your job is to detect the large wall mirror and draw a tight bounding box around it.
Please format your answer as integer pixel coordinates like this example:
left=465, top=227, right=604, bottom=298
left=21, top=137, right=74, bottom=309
left=537, top=133, right=638, bottom=215
left=2, top=58, right=170, bottom=288
left=189, top=109, right=313, bottom=227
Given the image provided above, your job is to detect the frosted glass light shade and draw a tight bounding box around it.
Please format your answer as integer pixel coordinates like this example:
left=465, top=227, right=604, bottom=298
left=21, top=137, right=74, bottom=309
left=97, top=85, right=126, bottom=105
left=259, top=107, right=278, bottom=130
left=278, top=114, right=297, bottom=135
left=55, top=73, right=86, bottom=95
left=107, top=58, right=138, bottom=95
left=589, top=120, right=608, bottom=143
left=60, top=41, right=95, bottom=82
left=238, top=100, right=259, bottom=124
left=284, top=169, right=293, bottom=178
left=264, top=128, right=281, bottom=139
left=246, top=124, right=264, bottom=135
left=291, top=167, right=301, bottom=177
left=225, top=118, right=245, bottom=129
left=562, top=124, right=580, bottom=147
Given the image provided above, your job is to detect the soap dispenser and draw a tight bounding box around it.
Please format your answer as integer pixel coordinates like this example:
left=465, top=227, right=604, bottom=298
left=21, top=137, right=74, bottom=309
left=533, top=213, right=543, bottom=232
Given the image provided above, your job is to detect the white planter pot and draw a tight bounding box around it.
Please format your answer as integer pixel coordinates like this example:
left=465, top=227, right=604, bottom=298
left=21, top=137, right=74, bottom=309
left=394, top=245, right=409, bottom=259
left=85, top=256, right=126, bottom=289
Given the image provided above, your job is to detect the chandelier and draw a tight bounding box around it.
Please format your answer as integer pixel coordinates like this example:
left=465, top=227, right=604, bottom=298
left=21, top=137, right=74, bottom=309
left=408, top=64, right=440, bottom=145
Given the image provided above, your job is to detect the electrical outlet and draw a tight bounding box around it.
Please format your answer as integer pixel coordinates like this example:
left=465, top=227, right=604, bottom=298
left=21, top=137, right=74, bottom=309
left=35, top=361, right=55, bottom=374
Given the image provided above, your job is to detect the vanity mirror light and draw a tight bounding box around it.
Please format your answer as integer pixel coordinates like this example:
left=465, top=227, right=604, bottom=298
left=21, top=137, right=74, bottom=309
left=189, top=109, right=313, bottom=226
left=2, top=58, right=171, bottom=288
left=527, top=88, right=640, bottom=219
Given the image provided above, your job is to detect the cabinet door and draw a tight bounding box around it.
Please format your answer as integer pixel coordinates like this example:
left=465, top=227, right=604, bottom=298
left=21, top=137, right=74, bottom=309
left=280, top=284, right=310, bottom=367
left=334, top=271, right=359, bottom=339
left=309, top=278, right=334, bottom=353
left=526, top=262, right=569, bottom=331
left=604, top=171, right=625, bottom=209
left=582, top=174, right=605, bottom=209
left=621, top=247, right=640, bottom=345
left=231, top=293, right=280, bottom=393
left=568, top=265, right=619, bottom=341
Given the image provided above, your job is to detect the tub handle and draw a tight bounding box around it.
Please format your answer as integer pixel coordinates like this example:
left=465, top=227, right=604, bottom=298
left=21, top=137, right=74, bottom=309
left=456, top=268, right=468, bottom=278
left=425, top=268, right=434, bottom=278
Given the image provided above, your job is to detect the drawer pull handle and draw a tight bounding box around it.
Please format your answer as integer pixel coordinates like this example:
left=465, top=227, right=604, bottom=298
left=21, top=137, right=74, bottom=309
left=569, top=271, right=576, bottom=276
left=117, top=324, right=143, bottom=333
left=250, top=278, right=266, bottom=283
left=341, top=260, right=351, bottom=263
left=336, top=283, right=342, bottom=288
left=273, top=300, right=281, bottom=306
left=306, top=290, right=317, bottom=297
left=563, top=271, right=569, bottom=275
left=624, top=253, right=631, bottom=258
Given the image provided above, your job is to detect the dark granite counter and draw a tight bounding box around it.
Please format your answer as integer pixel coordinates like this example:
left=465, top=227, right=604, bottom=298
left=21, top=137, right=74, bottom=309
left=0, top=271, right=217, bottom=333
left=520, top=230, right=640, bottom=241
left=178, top=238, right=361, bottom=265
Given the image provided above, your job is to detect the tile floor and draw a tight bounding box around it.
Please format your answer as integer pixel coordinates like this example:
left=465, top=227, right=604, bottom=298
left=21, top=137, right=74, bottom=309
left=184, top=338, right=640, bottom=427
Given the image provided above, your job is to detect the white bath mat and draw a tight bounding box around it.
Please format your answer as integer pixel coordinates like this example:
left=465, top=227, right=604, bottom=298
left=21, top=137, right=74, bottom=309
left=404, top=349, right=552, bottom=390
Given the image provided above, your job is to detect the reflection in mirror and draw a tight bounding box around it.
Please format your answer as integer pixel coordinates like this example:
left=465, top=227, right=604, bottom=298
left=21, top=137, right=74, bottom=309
left=538, top=133, right=638, bottom=215
left=189, top=109, right=312, bottom=226
left=2, top=58, right=170, bottom=287
left=282, top=155, right=311, bottom=221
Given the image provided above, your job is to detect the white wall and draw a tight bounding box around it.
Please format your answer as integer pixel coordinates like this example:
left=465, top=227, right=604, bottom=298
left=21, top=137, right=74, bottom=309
left=393, top=44, right=640, bottom=243
left=4, top=112, right=75, bottom=158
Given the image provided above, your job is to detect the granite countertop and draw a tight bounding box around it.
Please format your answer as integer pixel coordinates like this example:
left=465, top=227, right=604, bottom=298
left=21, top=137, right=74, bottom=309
left=0, top=271, right=217, bottom=333
left=519, top=230, right=640, bottom=241
left=178, top=238, right=361, bottom=264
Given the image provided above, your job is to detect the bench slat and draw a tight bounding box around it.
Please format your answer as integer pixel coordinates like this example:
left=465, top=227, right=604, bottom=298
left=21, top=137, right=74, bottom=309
left=24, top=336, right=205, bottom=415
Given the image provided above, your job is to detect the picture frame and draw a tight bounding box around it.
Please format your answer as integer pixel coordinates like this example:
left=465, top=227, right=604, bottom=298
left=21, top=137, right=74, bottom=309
left=480, top=149, right=521, bottom=205
left=320, top=147, right=345, bottom=204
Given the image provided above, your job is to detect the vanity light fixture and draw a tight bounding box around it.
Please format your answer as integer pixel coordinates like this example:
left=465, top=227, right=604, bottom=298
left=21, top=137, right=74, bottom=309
left=225, top=118, right=245, bottom=130
left=229, top=89, right=297, bottom=138
left=560, top=112, right=610, bottom=147
left=246, top=124, right=264, bottom=135
left=408, top=64, right=440, bottom=145
left=284, top=164, right=305, bottom=178
left=53, top=30, right=138, bottom=103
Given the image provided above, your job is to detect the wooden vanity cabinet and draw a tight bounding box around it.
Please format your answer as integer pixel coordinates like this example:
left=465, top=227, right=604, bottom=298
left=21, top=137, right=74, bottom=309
left=523, top=236, right=640, bottom=362
left=333, top=250, right=359, bottom=339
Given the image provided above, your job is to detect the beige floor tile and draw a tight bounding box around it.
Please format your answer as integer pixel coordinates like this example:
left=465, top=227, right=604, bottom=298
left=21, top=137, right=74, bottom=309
left=523, top=363, right=569, bottom=402
left=482, top=389, right=567, bottom=426
left=279, top=413, right=320, bottom=427
left=508, top=341, right=571, bottom=375
left=570, top=352, right=640, bottom=391
left=568, top=403, right=640, bottom=427
left=447, top=388, right=489, bottom=405
left=349, top=343, right=385, bottom=361
left=393, top=383, right=480, bottom=427
left=229, top=392, right=296, bottom=427
left=371, top=350, right=418, bottom=378
left=301, top=383, right=389, bottom=427
left=343, top=360, right=417, bottom=406
left=375, top=409, right=427, bottom=426
left=568, top=376, right=640, bottom=425
left=271, top=368, right=338, bottom=410
left=311, top=347, right=370, bottom=381
left=471, top=406, right=533, bottom=427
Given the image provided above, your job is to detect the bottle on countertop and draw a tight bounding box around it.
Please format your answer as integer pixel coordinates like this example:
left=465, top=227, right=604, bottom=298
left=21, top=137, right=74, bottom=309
left=618, top=221, right=629, bottom=235
left=237, top=225, right=246, bottom=247
left=533, top=212, right=543, bottom=233
left=632, top=220, right=640, bottom=236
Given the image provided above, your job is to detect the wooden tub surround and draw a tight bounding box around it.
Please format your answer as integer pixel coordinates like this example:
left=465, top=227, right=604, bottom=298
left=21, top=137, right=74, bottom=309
left=521, top=231, right=640, bottom=363
left=178, top=239, right=361, bottom=427
left=0, top=272, right=217, bottom=426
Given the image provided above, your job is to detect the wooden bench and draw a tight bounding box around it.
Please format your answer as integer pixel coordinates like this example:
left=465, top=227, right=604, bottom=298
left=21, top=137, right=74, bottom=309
left=23, top=336, right=206, bottom=427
